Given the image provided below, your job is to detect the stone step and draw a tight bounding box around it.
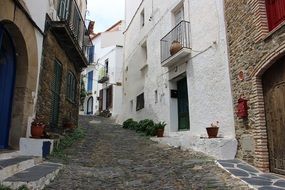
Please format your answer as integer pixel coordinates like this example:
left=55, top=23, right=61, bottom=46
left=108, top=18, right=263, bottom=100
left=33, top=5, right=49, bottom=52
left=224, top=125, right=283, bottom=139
left=2, top=162, right=62, bottom=190
left=0, top=156, right=40, bottom=181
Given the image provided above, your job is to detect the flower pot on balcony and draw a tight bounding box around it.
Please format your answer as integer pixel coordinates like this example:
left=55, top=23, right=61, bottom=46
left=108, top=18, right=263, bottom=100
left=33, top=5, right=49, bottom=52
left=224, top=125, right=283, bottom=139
left=170, top=41, right=182, bottom=56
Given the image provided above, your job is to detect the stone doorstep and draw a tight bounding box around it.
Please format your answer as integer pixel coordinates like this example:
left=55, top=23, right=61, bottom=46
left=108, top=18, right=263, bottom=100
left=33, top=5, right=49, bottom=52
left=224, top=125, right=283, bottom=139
left=0, top=156, right=38, bottom=181
left=216, top=159, right=285, bottom=190
left=2, top=162, right=62, bottom=190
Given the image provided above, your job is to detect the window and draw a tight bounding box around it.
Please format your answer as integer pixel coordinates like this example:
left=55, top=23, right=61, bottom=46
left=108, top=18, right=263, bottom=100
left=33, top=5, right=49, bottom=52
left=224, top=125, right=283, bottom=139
left=105, top=59, right=109, bottom=75
left=87, top=71, right=93, bottom=92
left=58, top=0, right=70, bottom=20
left=67, top=72, right=77, bottom=102
left=266, top=0, right=285, bottom=31
left=140, top=9, right=145, bottom=28
left=136, top=93, right=144, bottom=111
left=88, top=45, right=94, bottom=64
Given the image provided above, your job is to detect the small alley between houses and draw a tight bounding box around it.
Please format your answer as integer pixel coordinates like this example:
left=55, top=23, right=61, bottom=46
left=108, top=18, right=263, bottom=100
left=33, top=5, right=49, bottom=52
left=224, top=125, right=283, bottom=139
left=44, top=116, right=249, bottom=190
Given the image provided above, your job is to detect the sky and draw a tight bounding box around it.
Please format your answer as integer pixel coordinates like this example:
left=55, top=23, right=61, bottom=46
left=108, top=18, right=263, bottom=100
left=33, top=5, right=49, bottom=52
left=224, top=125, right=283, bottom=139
left=86, top=0, right=125, bottom=33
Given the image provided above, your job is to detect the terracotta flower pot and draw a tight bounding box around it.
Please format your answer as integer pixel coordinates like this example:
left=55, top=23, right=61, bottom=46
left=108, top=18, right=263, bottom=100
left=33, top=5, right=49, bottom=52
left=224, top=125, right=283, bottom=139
left=170, top=41, right=182, bottom=55
left=157, top=128, right=164, bottom=137
left=206, top=127, right=219, bottom=138
left=31, top=124, right=45, bottom=138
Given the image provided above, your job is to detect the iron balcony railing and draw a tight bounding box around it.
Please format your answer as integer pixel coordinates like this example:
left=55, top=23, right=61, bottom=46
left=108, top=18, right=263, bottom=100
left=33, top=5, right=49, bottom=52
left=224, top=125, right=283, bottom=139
left=160, top=21, right=191, bottom=63
left=57, top=0, right=92, bottom=51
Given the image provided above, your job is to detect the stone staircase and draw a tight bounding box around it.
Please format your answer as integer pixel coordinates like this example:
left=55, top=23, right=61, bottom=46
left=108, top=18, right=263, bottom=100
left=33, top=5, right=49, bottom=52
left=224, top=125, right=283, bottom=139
left=0, top=152, right=62, bottom=190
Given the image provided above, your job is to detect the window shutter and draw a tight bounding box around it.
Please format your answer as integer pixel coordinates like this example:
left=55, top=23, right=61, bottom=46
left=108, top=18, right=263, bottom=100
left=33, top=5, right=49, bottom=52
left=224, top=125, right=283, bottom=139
left=89, top=46, right=94, bottom=64
left=108, top=85, right=113, bottom=109
left=87, top=71, right=93, bottom=92
left=99, top=89, right=103, bottom=111
left=266, top=0, right=285, bottom=31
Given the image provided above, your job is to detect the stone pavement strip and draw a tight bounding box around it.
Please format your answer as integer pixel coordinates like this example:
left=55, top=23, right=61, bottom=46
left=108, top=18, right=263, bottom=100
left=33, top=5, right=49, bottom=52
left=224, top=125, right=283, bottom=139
left=44, top=116, right=251, bottom=190
left=217, top=159, right=285, bottom=190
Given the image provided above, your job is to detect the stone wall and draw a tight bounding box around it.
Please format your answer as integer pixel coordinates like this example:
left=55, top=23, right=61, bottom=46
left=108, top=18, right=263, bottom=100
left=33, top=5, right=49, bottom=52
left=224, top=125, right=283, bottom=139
left=224, top=0, right=285, bottom=171
left=36, top=30, right=80, bottom=129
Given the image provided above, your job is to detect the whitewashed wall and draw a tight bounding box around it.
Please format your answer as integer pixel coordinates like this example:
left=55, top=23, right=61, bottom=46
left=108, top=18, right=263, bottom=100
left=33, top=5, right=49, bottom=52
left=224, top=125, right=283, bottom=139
left=120, top=0, right=235, bottom=139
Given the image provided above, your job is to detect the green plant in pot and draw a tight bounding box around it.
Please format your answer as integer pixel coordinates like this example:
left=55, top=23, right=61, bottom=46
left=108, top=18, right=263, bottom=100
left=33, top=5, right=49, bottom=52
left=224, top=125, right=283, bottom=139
left=206, top=121, right=219, bottom=138
left=31, top=116, right=46, bottom=138
left=156, top=121, right=166, bottom=137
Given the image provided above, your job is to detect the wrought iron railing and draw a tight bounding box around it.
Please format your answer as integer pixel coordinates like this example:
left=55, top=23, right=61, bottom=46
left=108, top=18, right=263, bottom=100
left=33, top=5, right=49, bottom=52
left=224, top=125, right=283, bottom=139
left=160, top=21, right=191, bottom=63
left=57, top=0, right=92, bottom=50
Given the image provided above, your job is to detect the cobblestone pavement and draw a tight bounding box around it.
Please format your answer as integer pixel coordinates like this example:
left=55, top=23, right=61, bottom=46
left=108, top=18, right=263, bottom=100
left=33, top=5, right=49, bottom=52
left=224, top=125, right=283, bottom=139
left=45, top=116, right=251, bottom=190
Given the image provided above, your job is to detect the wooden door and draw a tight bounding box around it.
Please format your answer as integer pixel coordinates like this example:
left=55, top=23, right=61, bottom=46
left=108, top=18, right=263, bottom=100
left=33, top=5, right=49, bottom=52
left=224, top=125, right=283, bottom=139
left=263, top=57, right=285, bottom=174
left=99, top=89, right=103, bottom=112
left=177, top=77, right=190, bottom=130
left=50, top=60, right=62, bottom=128
left=0, top=26, right=16, bottom=149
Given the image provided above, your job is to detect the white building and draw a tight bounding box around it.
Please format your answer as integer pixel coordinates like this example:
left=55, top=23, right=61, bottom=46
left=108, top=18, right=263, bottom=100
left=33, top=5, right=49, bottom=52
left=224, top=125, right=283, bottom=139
left=119, top=0, right=237, bottom=159
left=82, top=21, right=124, bottom=119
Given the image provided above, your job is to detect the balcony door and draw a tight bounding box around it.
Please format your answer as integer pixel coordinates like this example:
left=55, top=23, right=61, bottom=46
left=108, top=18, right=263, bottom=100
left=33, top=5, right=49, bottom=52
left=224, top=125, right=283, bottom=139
left=173, top=6, right=184, bottom=44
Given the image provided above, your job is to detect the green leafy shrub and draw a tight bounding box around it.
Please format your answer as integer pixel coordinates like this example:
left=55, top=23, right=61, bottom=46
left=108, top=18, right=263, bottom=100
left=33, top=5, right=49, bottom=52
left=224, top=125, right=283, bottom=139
left=137, top=119, right=154, bottom=132
left=123, top=118, right=139, bottom=130
left=123, top=118, right=167, bottom=137
left=123, top=118, right=134, bottom=129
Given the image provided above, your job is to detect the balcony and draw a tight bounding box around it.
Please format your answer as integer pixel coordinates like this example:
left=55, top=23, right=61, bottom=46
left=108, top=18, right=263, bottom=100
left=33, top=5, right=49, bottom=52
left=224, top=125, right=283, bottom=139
left=98, top=67, right=109, bottom=83
left=49, top=0, right=92, bottom=70
left=160, top=21, right=191, bottom=67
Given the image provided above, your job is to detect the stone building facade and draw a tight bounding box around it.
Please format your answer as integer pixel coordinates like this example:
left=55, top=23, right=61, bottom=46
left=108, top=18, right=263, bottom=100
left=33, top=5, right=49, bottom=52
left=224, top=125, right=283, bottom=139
left=36, top=30, right=80, bottom=128
left=225, top=0, right=285, bottom=173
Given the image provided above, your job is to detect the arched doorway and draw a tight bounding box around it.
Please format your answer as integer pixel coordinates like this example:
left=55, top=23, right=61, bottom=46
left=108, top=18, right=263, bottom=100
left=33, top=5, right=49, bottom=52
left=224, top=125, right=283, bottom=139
left=0, top=24, right=16, bottom=148
left=263, top=56, right=285, bottom=174
left=87, top=96, right=93, bottom=115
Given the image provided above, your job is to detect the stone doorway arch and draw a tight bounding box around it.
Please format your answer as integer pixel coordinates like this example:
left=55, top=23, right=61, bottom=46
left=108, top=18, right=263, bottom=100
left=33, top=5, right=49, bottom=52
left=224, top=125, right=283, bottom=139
left=0, top=19, right=38, bottom=149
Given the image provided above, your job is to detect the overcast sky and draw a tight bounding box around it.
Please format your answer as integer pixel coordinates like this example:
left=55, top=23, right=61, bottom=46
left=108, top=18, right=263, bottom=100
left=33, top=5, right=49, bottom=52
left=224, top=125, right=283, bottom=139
left=86, top=0, right=125, bottom=33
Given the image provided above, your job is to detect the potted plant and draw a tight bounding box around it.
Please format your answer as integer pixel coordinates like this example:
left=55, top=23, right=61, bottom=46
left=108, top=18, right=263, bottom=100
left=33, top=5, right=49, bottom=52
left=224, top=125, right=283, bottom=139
left=170, top=40, right=182, bottom=55
left=31, top=117, right=46, bottom=138
left=156, top=121, right=166, bottom=137
left=206, top=121, right=219, bottom=138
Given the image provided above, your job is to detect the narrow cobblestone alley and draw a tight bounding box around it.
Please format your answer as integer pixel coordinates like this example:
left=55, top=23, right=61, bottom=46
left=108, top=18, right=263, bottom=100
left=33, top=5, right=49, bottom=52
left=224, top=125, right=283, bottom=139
left=44, top=116, right=250, bottom=190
